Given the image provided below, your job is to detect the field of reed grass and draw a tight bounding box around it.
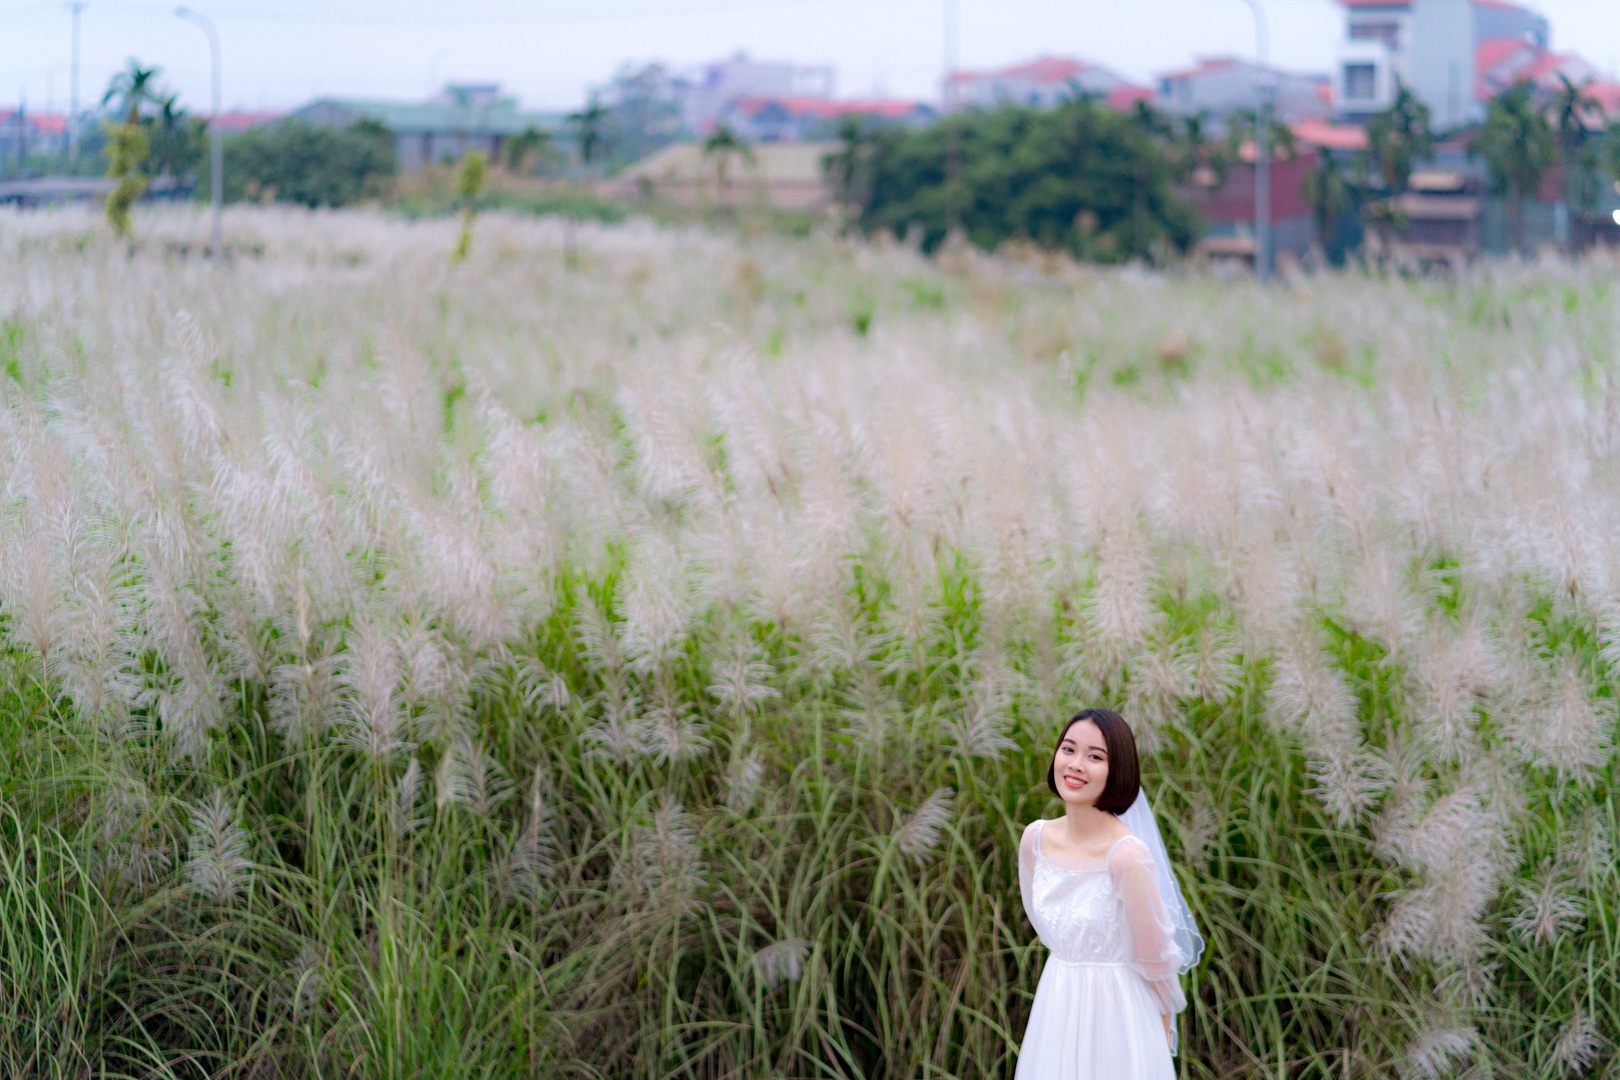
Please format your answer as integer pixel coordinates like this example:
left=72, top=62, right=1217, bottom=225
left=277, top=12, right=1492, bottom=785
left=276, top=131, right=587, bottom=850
left=0, top=205, right=1617, bottom=1080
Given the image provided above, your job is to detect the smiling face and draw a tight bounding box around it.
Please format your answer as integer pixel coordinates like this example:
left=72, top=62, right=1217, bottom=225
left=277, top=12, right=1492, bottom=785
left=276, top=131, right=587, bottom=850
left=1051, top=719, right=1109, bottom=809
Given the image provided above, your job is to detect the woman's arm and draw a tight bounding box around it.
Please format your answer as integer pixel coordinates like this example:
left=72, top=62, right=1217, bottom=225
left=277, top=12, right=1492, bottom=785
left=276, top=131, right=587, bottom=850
left=1110, top=835, right=1187, bottom=1017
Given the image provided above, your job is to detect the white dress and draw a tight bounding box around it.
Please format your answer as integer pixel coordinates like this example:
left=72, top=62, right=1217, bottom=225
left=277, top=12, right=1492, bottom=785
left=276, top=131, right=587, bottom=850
left=1014, top=819, right=1187, bottom=1080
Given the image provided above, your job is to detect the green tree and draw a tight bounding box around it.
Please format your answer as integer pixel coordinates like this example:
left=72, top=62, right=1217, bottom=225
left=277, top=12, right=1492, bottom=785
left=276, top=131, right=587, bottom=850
left=1476, top=81, right=1557, bottom=252
left=1166, top=111, right=1228, bottom=188
left=848, top=98, right=1198, bottom=263
left=504, top=125, right=554, bottom=174
left=567, top=97, right=611, bottom=173
left=102, top=60, right=162, bottom=126
left=702, top=123, right=754, bottom=201
left=1300, top=148, right=1355, bottom=261
left=824, top=115, right=876, bottom=218
left=217, top=119, right=394, bottom=207
left=99, top=60, right=164, bottom=238
left=146, top=93, right=206, bottom=179
left=1365, top=82, right=1434, bottom=194
left=1550, top=75, right=1605, bottom=247
left=1222, top=109, right=1298, bottom=168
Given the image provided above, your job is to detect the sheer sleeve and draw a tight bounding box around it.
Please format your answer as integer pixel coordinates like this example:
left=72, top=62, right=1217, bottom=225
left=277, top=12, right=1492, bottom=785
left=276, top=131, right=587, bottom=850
left=1018, top=821, right=1040, bottom=929
left=1109, top=834, right=1187, bottom=1017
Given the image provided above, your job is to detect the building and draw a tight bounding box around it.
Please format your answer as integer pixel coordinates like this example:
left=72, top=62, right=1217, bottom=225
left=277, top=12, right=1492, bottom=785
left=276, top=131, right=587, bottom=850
left=1364, top=169, right=1484, bottom=270
left=0, top=110, right=68, bottom=167
left=212, top=111, right=284, bottom=135
left=291, top=84, right=557, bottom=172
left=1188, top=144, right=1322, bottom=265
left=1333, top=0, right=1550, bottom=125
left=680, top=55, right=834, bottom=136
left=944, top=56, right=1146, bottom=111
left=1157, top=58, right=1333, bottom=124
left=716, top=97, right=934, bottom=143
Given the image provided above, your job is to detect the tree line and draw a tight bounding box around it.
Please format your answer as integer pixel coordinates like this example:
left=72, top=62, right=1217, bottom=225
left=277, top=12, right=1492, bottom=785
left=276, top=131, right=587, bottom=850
left=826, top=78, right=1620, bottom=263
left=67, top=59, right=1620, bottom=260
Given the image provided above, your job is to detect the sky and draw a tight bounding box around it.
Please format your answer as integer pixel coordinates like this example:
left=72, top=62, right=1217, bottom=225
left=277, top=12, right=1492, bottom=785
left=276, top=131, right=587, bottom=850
left=1, top=0, right=1618, bottom=117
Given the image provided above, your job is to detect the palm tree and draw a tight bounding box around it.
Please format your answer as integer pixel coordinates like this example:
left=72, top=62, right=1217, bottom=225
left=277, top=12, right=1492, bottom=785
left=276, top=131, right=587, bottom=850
left=702, top=123, right=753, bottom=203
left=1168, top=111, right=1227, bottom=189
left=504, top=125, right=555, bottom=175
left=146, top=93, right=197, bottom=178
left=100, top=60, right=163, bottom=239
left=824, top=115, right=874, bottom=220
left=1550, top=75, right=1604, bottom=250
left=1301, top=148, right=1354, bottom=262
left=567, top=97, right=611, bottom=173
left=1223, top=109, right=1297, bottom=166
left=1476, top=81, right=1556, bottom=253
left=1365, top=81, right=1433, bottom=195
left=102, top=60, right=163, bottom=126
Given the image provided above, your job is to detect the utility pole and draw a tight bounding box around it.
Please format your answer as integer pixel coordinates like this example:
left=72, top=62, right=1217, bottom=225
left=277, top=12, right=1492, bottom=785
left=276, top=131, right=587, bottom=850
left=176, top=6, right=223, bottom=256
left=68, top=2, right=84, bottom=162
left=1239, top=0, right=1272, bottom=281
left=943, top=0, right=960, bottom=236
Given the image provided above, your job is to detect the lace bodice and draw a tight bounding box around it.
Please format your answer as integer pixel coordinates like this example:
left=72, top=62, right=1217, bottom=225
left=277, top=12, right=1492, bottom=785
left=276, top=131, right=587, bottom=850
left=1018, top=819, right=1187, bottom=1015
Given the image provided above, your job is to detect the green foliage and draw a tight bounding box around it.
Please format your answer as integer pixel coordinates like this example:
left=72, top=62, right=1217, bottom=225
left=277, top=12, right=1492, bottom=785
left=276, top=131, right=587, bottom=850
left=102, top=120, right=149, bottom=238
left=451, top=150, right=489, bottom=263
left=218, top=119, right=395, bottom=207
left=835, top=99, right=1199, bottom=263
left=98, top=59, right=181, bottom=239
left=101, top=59, right=162, bottom=126
left=1550, top=76, right=1610, bottom=230
left=702, top=122, right=754, bottom=196
left=1301, top=148, right=1357, bottom=256
left=1477, top=82, right=1557, bottom=251
left=567, top=96, right=611, bottom=172
left=1365, top=82, right=1434, bottom=194
left=145, top=95, right=206, bottom=179
left=503, top=125, right=554, bottom=174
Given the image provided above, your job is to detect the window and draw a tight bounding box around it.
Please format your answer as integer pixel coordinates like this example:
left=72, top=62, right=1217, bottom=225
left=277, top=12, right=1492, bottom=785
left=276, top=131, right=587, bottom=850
left=1344, top=63, right=1378, bottom=101
left=1349, top=20, right=1399, bottom=46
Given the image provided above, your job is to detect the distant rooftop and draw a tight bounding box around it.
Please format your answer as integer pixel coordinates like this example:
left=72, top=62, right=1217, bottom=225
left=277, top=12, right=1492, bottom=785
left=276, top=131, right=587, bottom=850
left=947, top=54, right=1129, bottom=88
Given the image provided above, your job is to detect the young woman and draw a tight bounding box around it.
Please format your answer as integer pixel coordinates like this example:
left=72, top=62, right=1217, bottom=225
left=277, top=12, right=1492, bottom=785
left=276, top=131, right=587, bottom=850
left=1014, top=708, right=1203, bottom=1079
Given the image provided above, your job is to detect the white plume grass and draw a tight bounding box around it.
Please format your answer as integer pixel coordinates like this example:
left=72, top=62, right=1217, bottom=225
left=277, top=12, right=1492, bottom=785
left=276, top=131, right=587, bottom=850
left=185, top=790, right=254, bottom=905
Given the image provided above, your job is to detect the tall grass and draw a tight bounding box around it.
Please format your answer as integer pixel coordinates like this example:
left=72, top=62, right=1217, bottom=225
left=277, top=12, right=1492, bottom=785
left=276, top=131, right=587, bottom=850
left=0, top=204, right=1616, bottom=1078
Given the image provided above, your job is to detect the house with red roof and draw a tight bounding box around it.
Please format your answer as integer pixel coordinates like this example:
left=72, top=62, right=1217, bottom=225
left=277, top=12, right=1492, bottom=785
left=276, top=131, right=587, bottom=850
left=944, top=56, right=1145, bottom=112
left=0, top=110, right=70, bottom=164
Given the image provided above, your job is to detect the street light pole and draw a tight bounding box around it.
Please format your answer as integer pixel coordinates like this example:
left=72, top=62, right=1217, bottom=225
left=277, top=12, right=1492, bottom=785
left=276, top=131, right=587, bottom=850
left=68, top=2, right=84, bottom=161
left=176, top=5, right=223, bottom=256
left=1238, top=0, right=1271, bottom=281
left=943, top=0, right=961, bottom=236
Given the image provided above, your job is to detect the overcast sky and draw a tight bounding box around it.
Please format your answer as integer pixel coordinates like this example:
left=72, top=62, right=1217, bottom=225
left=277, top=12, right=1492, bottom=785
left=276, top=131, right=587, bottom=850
left=1, top=0, right=1617, bottom=117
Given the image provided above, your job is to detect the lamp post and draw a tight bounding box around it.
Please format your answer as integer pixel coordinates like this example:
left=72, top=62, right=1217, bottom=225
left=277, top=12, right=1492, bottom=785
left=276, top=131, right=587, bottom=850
left=943, top=0, right=960, bottom=235
left=68, top=2, right=85, bottom=161
left=175, top=5, right=222, bottom=256
left=1237, top=0, right=1271, bottom=281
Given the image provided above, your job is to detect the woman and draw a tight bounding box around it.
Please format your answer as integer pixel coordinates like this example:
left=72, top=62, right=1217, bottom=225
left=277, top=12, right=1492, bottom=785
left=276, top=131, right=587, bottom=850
left=1014, top=708, right=1203, bottom=1079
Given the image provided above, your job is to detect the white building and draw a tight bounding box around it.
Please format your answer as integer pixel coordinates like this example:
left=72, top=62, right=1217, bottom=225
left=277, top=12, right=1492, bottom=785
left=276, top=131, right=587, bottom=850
left=1156, top=58, right=1333, bottom=124
left=1334, top=0, right=1548, bottom=126
left=944, top=56, right=1142, bottom=112
left=680, top=54, right=834, bottom=135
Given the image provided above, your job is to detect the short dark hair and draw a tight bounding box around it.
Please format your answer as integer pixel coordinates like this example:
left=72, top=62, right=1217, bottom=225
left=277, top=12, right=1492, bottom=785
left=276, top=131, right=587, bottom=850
left=1046, top=708, right=1141, bottom=814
